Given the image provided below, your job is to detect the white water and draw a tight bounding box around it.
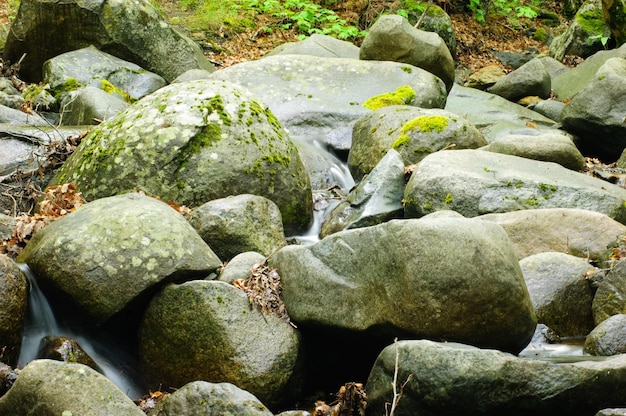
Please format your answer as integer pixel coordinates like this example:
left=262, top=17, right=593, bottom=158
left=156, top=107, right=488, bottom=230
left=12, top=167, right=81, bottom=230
left=17, top=264, right=143, bottom=399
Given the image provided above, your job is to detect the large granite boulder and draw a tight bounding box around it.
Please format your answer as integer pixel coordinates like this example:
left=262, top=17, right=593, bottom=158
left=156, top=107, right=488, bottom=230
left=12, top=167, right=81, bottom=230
left=360, top=15, right=455, bottom=92
left=210, top=54, right=447, bottom=154
left=149, top=381, right=273, bottom=416
left=139, top=280, right=302, bottom=409
left=366, top=340, right=626, bottom=416
left=520, top=252, right=596, bottom=337
left=270, top=216, right=537, bottom=354
left=188, top=194, right=285, bottom=262
left=18, top=193, right=221, bottom=325
left=348, top=105, right=486, bottom=180
left=561, top=57, right=626, bottom=161
left=0, top=255, right=28, bottom=367
left=585, top=314, right=626, bottom=356
left=403, top=150, right=626, bottom=223
left=57, top=86, right=129, bottom=125
left=478, top=208, right=626, bottom=261
left=3, top=0, right=214, bottom=82
left=488, top=58, right=552, bottom=102
left=0, top=359, right=144, bottom=415
left=49, top=79, right=313, bottom=234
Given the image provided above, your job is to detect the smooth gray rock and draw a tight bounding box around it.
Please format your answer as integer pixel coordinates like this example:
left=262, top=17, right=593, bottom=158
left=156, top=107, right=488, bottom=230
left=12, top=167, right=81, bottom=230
left=478, top=208, right=626, bottom=261
left=488, top=58, right=552, bottom=102
left=19, top=193, right=221, bottom=324
left=320, top=149, right=404, bottom=238
left=593, top=259, right=626, bottom=325
left=265, top=34, right=360, bottom=59
left=0, top=359, right=144, bottom=416
left=43, top=46, right=167, bottom=102
left=217, top=251, right=266, bottom=283
left=481, top=132, right=585, bottom=171
left=59, top=86, right=128, bottom=125
left=360, top=15, right=455, bottom=92
left=561, top=57, right=626, bottom=160
left=520, top=252, right=595, bottom=337
left=210, top=54, right=447, bottom=154
left=189, top=194, right=285, bottom=261
left=49, top=79, right=313, bottom=234
left=445, top=84, right=559, bottom=142
left=366, top=339, right=626, bottom=416
left=0, top=104, right=48, bottom=126
left=0, top=255, right=27, bottom=367
left=149, top=381, right=273, bottom=416
left=139, top=280, right=302, bottom=409
left=270, top=216, right=537, bottom=353
left=585, top=314, right=626, bottom=355
left=403, top=150, right=626, bottom=223
left=348, top=105, right=486, bottom=180
left=530, top=99, right=565, bottom=122
left=3, top=0, right=214, bottom=82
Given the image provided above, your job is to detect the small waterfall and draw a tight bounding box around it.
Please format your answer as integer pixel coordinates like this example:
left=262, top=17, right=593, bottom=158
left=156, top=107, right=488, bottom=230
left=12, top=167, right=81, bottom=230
left=17, top=264, right=144, bottom=399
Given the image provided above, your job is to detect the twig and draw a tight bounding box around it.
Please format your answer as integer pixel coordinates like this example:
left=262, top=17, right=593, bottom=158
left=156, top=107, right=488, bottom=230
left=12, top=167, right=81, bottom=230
left=386, top=338, right=414, bottom=416
left=414, top=0, right=433, bottom=29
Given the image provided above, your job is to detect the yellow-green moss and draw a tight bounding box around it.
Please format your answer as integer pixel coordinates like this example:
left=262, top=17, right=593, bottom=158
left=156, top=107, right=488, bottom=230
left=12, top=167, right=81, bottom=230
left=100, top=79, right=136, bottom=104
left=52, top=77, right=82, bottom=99
left=392, top=134, right=412, bottom=149
left=363, top=86, right=417, bottom=110
left=401, top=115, right=449, bottom=134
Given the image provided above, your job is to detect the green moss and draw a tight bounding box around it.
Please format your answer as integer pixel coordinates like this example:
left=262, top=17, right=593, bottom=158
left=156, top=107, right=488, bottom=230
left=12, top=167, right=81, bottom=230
left=200, top=95, right=232, bottom=126
left=401, top=65, right=413, bottom=74
left=100, top=79, right=136, bottom=103
left=392, top=134, right=412, bottom=149
left=52, top=77, right=82, bottom=100
left=363, top=85, right=417, bottom=110
left=443, top=193, right=453, bottom=204
left=401, top=115, right=449, bottom=134
left=533, top=27, right=548, bottom=41
left=157, top=104, right=167, bottom=112
left=175, top=124, right=222, bottom=173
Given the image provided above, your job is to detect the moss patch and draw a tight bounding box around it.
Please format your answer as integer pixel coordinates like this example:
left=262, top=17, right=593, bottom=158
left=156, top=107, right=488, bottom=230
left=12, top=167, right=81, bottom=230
left=52, top=77, right=82, bottom=100
left=401, top=115, right=449, bottom=134
left=363, top=86, right=417, bottom=110
left=100, top=79, right=136, bottom=103
left=392, top=134, right=412, bottom=149
left=175, top=124, right=222, bottom=173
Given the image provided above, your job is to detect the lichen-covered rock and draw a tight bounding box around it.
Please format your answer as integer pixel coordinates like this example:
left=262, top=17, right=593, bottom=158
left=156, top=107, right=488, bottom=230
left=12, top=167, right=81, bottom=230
left=3, top=0, right=214, bottom=82
left=18, top=193, right=221, bottom=325
left=139, top=280, right=302, bottom=409
left=348, top=105, right=486, bottom=180
left=478, top=208, right=626, bottom=261
left=0, top=359, right=144, bottom=415
left=584, top=314, right=626, bottom=355
left=59, top=86, right=129, bottom=125
left=270, top=216, right=537, bottom=354
left=189, top=194, right=286, bottom=261
left=49, top=79, right=313, bottom=234
left=404, top=149, right=626, bottom=222
left=149, top=381, right=273, bottom=416
left=481, top=132, right=585, bottom=171
left=366, top=340, right=626, bottom=416
left=400, top=0, right=456, bottom=57
left=360, top=15, right=455, bottom=92
left=520, top=252, right=595, bottom=337
left=0, top=255, right=27, bottom=367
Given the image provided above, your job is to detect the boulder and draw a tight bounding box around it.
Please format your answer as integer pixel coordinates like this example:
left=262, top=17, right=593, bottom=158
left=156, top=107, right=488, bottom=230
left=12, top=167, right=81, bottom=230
left=366, top=339, right=626, bottom=416
left=584, top=314, right=626, bottom=355
left=520, top=252, right=596, bottom=337
left=0, top=255, right=28, bottom=367
left=3, top=0, right=214, bottom=82
left=596, top=409, right=626, bottom=416
left=0, top=359, right=144, bottom=415
left=403, top=150, right=626, bottom=223
left=348, top=105, right=486, bottom=180
left=36, top=335, right=101, bottom=371
left=189, top=194, right=286, bottom=261
left=58, top=86, right=128, bottom=125
left=320, top=149, right=405, bottom=238
left=18, top=193, right=221, bottom=325
left=0, top=78, right=24, bottom=109
left=291, top=135, right=355, bottom=190
left=360, top=15, right=455, bottom=92
left=217, top=252, right=266, bottom=283
left=149, top=381, right=273, bottom=416
left=210, top=54, right=447, bottom=154
left=561, top=57, right=626, bottom=161
left=264, top=34, right=360, bottom=59
left=464, top=64, right=506, bottom=90
left=270, top=216, right=537, bottom=354
left=592, top=258, right=626, bottom=325
left=445, top=84, right=559, bottom=142
left=0, top=104, right=48, bottom=126
left=549, top=0, right=611, bottom=61
left=478, top=208, right=626, bottom=261
left=43, top=45, right=167, bottom=102
left=400, top=0, right=456, bottom=57
left=139, top=280, right=302, bottom=409
left=481, top=132, right=586, bottom=171
left=49, top=79, right=313, bottom=234
left=530, top=99, right=566, bottom=122
left=488, top=58, right=552, bottom=102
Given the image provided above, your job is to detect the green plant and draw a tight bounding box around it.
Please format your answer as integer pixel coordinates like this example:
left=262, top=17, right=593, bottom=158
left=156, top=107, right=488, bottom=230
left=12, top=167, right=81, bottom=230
left=467, top=0, right=540, bottom=23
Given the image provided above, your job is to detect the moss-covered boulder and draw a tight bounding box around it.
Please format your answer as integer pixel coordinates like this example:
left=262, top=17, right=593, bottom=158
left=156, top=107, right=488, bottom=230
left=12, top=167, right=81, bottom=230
left=50, top=79, right=313, bottom=234
left=348, top=105, right=486, bottom=180
left=18, top=193, right=221, bottom=325
left=401, top=0, right=456, bottom=57
left=0, top=255, right=28, bottom=367
left=139, top=280, right=302, bottom=409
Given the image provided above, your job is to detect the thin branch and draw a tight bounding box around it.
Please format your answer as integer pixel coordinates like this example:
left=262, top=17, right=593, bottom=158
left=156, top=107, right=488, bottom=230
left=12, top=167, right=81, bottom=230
left=414, top=0, right=433, bottom=29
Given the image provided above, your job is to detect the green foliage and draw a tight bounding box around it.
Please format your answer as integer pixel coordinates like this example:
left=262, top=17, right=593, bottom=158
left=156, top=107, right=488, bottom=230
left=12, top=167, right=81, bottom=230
left=236, top=0, right=367, bottom=40
left=467, top=0, right=540, bottom=23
